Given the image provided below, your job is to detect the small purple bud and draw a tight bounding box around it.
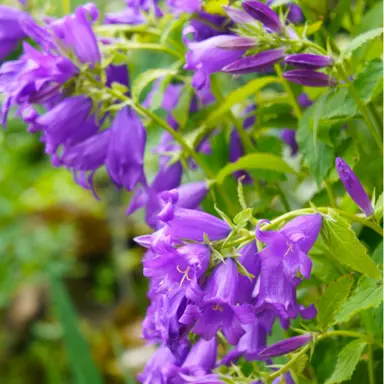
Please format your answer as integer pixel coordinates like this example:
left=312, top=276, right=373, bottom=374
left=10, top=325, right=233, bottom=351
left=258, top=334, right=312, bottom=358
left=242, top=1, right=283, bottom=32
left=222, top=48, right=285, bottom=75
left=176, top=181, right=209, bottom=209
left=336, top=157, right=374, bottom=216
left=286, top=4, right=304, bottom=24
left=280, top=129, right=298, bottom=156
left=283, top=70, right=337, bottom=87
left=223, top=6, right=255, bottom=24
left=297, top=92, right=313, bottom=108
left=284, top=53, right=334, bottom=70
left=216, top=36, right=257, bottom=50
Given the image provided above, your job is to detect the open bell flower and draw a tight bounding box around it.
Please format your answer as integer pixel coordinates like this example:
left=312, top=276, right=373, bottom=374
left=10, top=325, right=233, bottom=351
left=242, top=1, right=283, bottom=32
left=283, top=70, right=337, bottom=87
left=258, top=334, right=312, bottom=358
left=336, top=157, right=374, bottom=216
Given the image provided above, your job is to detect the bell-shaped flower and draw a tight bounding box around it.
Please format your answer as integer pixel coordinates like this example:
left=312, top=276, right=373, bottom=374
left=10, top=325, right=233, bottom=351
left=258, top=333, right=312, bottom=358
left=336, top=157, right=374, bottom=216
left=242, top=1, right=283, bottom=32
left=283, top=70, right=337, bottom=87
left=181, top=259, right=254, bottom=345
left=106, top=107, right=146, bottom=191
left=223, top=6, right=255, bottom=24
left=0, top=5, right=26, bottom=60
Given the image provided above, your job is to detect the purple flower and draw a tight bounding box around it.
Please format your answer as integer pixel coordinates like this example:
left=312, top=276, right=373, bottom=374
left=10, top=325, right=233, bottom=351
left=283, top=70, right=337, bottom=87
left=216, top=36, right=257, bottom=50
left=222, top=49, right=285, bottom=75
left=184, top=35, right=246, bottom=96
left=223, top=6, right=255, bottom=24
left=105, top=8, right=145, bottom=25
left=181, top=259, right=254, bottom=344
left=336, top=157, right=374, bottom=216
left=167, top=0, right=201, bottom=14
left=253, top=215, right=322, bottom=321
left=280, top=129, right=298, bottom=156
left=242, top=1, right=283, bottom=32
left=298, top=92, right=313, bottom=108
left=0, top=5, right=26, bottom=60
left=258, top=334, right=312, bottom=357
left=286, top=4, right=304, bottom=24
left=284, top=54, right=333, bottom=70
left=106, top=107, right=146, bottom=191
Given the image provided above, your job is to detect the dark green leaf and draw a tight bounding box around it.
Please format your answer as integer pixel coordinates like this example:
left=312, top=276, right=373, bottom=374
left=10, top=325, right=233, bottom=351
left=334, top=276, right=383, bottom=323
left=216, top=154, right=297, bottom=184
left=321, top=212, right=381, bottom=279
left=354, top=60, right=383, bottom=103
left=325, top=340, right=366, bottom=384
left=316, top=275, right=354, bottom=331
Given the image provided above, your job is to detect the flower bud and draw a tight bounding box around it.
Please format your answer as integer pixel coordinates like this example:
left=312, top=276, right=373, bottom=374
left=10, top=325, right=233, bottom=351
left=280, top=129, right=298, bottom=156
left=284, top=53, right=333, bottom=70
left=283, top=70, right=337, bottom=87
left=242, top=1, right=283, bottom=32
left=258, top=334, right=312, bottom=357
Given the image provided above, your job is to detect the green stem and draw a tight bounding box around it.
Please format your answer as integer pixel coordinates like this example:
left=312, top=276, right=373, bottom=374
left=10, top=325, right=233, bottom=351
left=274, top=64, right=302, bottom=119
left=275, top=183, right=291, bottom=212
left=317, top=330, right=382, bottom=347
left=211, top=76, right=255, bottom=153
left=368, top=343, right=376, bottom=384
left=337, top=66, right=383, bottom=151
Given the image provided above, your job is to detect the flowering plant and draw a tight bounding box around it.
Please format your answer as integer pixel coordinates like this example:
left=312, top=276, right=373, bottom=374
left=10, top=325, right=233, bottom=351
left=0, top=0, right=383, bottom=383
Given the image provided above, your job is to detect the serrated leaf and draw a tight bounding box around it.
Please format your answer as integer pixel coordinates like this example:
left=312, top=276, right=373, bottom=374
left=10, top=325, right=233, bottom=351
left=214, top=204, right=234, bottom=228
left=334, top=276, right=383, bottom=323
left=371, top=241, right=383, bottom=265
left=291, top=354, right=309, bottom=376
left=354, top=59, right=383, bottom=103
left=203, top=77, right=280, bottom=128
left=132, top=68, right=177, bottom=101
left=216, top=153, right=296, bottom=184
left=173, top=84, right=193, bottom=128
left=233, top=208, right=253, bottom=227
left=297, top=105, right=334, bottom=185
left=321, top=89, right=357, bottom=120
left=342, top=28, right=383, bottom=57
left=325, top=340, right=366, bottom=384
left=296, top=20, right=323, bottom=36
left=237, top=177, right=248, bottom=210
left=316, top=275, right=354, bottom=331
left=374, top=192, right=383, bottom=221
left=235, top=258, right=255, bottom=280
left=321, top=213, right=381, bottom=279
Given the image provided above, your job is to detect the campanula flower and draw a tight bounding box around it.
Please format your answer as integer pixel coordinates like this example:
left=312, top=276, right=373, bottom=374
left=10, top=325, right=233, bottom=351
left=283, top=70, right=337, bottom=87
left=0, top=5, right=26, bottom=60
left=267, top=1, right=304, bottom=24
left=216, top=36, right=257, bottom=50
left=284, top=54, right=333, bottom=70
left=258, top=333, right=312, bottom=357
left=336, top=157, right=374, bottom=216
left=298, top=92, right=313, bottom=108
left=106, top=107, right=146, bottom=191
left=223, top=6, right=255, bottom=24
left=222, top=49, right=285, bottom=75
left=181, top=259, right=254, bottom=344
left=280, top=129, right=298, bottom=156
left=242, top=1, right=283, bottom=32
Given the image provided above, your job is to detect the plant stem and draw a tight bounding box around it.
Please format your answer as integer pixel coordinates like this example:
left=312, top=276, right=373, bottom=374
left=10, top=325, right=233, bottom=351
left=274, top=64, right=302, bottom=119
left=368, top=343, right=376, bottom=384
left=337, top=66, right=383, bottom=151
left=324, top=180, right=337, bottom=208
left=317, top=330, right=382, bottom=347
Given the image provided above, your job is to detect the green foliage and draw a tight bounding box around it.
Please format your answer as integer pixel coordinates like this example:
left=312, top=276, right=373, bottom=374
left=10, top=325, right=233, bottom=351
left=325, top=340, right=367, bottom=384
left=342, top=28, right=383, bottom=58
left=316, top=275, right=354, bottom=331
left=321, top=212, right=381, bottom=279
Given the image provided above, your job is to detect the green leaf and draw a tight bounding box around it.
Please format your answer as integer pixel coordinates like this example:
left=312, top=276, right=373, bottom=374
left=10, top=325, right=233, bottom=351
left=325, top=340, right=366, bottom=384
left=372, top=241, right=383, bottom=265
left=374, top=192, right=383, bottom=221
left=321, top=212, right=381, bottom=279
left=342, top=28, right=383, bottom=57
left=216, top=153, right=297, bottom=184
left=334, top=276, right=383, bottom=323
left=214, top=204, right=234, bottom=228
left=234, top=258, right=256, bottom=279
left=50, top=274, right=103, bottom=384
left=173, top=84, right=194, bottom=128
left=233, top=208, right=253, bottom=228
left=132, top=68, right=177, bottom=101
left=353, top=1, right=383, bottom=35
left=203, top=77, right=280, bottom=127
left=354, top=60, right=383, bottom=104
left=321, top=89, right=357, bottom=120
left=316, top=275, right=354, bottom=331
left=297, top=105, right=334, bottom=185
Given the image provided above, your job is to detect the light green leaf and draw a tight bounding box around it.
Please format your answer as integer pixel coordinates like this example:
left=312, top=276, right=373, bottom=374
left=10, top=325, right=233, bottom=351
left=297, top=105, right=334, bottom=185
left=216, top=153, right=297, bottom=184
left=354, top=60, right=383, bottom=103
left=321, top=89, right=357, bottom=120
left=214, top=204, right=234, bottom=228
left=132, top=68, right=178, bottom=101
left=203, top=77, right=280, bottom=127
left=234, top=258, right=255, bottom=279
left=342, top=28, right=383, bottom=57
left=316, top=275, right=354, bottom=331
left=372, top=241, right=383, bottom=265
left=374, top=192, right=383, bottom=221
left=233, top=208, right=253, bottom=228
left=325, top=340, right=366, bottom=384
left=173, top=84, right=194, bottom=128
left=353, top=1, right=383, bottom=35
left=50, top=274, right=103, bottom=384
left=321, top=212, right=381, bottom=279
left=296, top=20, right=323, bottom=36
left=334, top=276, right=383, bottom=323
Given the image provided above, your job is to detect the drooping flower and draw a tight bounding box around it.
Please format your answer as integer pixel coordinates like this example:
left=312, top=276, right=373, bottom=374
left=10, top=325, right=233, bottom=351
left=253, top=215, right=322, bottom=321
left=222, top=48, right=285, bottom=75
left=283, top=70, right=337, bottom=87
left=284, top=53, right=333, bottom=70
left=280, top=129, right=298, bottom=156
left=335, top=157, right=374, bottom=216
left=106, top=107, right=146, bottom=191
left=258, top=333, right=312, bottom=358
left=181, top=259, right=254, bottom=345
left=242, top=1, right=283, bottom=32
left=0, top=5, right=26, bottom=60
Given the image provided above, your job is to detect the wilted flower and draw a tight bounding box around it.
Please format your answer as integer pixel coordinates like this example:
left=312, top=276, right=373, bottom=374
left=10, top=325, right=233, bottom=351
left=283, top=70, right=337, bottom=87
left=336, top=157, right=374, bottom=216
left=284, top=53, right=333, bottom=70
left=258, top=334, right=312, bottom=357
left=242, top=1, right=283, bottom=32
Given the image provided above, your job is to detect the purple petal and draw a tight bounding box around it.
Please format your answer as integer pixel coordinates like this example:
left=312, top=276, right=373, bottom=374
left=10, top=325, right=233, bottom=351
left=242, top=1, right=283, bottom=32
left=283, top=70, right=337, bottom=87
left=284, top=53, right=333, bottom=70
